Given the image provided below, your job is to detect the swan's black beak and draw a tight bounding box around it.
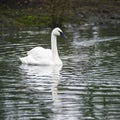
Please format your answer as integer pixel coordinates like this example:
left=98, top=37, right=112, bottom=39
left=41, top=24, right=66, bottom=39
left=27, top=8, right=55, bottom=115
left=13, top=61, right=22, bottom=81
left=60, top=31, right=67, bottom=39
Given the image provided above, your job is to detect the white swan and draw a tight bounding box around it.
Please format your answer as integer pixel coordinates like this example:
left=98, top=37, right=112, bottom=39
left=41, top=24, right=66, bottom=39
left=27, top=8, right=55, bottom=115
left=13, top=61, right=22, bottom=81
left=20, top=27, right=65, bottom=65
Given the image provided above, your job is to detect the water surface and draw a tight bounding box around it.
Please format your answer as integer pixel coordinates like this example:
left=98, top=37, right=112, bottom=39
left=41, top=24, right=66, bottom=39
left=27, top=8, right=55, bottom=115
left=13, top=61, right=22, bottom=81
left=0, top=25, right=120, bottom=120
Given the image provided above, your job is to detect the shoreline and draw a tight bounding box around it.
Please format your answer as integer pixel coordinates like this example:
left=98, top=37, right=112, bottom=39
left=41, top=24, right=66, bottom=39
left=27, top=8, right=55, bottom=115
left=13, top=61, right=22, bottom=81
left=0, top=1, right=120, bottom=29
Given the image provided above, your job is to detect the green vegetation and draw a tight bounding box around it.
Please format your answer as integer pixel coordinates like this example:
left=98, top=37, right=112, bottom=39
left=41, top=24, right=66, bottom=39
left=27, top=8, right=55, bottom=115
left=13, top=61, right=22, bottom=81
left=0, top=0, right=120, bottom=29
left=16, top=15, right=50, bottom=27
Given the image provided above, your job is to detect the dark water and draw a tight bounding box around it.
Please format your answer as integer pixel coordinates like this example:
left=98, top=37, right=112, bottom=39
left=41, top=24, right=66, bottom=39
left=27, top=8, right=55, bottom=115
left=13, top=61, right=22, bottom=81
left=0, top=25, right=120, bottom=120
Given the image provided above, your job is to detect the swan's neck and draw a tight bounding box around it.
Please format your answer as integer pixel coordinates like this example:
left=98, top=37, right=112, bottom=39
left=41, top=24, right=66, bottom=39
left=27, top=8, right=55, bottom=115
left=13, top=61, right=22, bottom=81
left=51, top=33, right=59, bottom=59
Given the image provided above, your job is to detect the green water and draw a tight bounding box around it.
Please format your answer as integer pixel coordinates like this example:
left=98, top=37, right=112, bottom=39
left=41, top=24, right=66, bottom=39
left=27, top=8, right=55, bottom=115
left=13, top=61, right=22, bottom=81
left=0, top=25, right=120, bottom=120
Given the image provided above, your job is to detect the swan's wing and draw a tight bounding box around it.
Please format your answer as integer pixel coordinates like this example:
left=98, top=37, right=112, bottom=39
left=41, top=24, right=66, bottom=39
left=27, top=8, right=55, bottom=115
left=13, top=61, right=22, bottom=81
left=20, top=47, right=53, bottom=65
left=27, top=47, right=52, bottom=62
left=27, top=47, right=44, bottom=56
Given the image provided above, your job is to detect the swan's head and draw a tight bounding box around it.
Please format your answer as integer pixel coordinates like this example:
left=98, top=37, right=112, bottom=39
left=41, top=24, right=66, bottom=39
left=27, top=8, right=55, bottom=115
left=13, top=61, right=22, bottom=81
left=52, top=27, right=66, bottom=38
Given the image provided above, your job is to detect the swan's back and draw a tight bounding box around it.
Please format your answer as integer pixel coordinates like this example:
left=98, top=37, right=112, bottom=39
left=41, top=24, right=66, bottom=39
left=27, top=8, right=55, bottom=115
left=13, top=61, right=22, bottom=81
left=20, top=47, right=53, bottom=65
left=28, top=47, right=52, bottom=59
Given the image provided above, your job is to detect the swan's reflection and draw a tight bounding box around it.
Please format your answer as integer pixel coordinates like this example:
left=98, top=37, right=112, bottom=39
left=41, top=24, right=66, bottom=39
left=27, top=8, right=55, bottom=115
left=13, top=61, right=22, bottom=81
left=20, top=64, right=62, bottom=105
left=20, top=64, right=62, bottom=76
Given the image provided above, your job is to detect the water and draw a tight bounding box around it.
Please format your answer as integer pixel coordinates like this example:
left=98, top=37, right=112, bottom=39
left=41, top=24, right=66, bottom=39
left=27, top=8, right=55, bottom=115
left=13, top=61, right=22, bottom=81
left=0, top=25, right=120, bottom=120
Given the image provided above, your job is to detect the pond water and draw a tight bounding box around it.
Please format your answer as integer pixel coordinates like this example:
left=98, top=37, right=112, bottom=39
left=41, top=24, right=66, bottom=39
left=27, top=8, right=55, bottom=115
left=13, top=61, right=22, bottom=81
left=0, top=25, right=120, bottom=120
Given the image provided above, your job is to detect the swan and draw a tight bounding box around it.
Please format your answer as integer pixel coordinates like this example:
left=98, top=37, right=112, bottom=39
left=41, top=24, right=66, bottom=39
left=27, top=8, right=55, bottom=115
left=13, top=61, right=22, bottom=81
left=19, top=27, right=65, bottom=65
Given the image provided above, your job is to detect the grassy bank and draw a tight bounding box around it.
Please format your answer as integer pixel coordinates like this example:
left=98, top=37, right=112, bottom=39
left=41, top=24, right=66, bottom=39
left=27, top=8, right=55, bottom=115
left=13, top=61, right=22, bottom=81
left=0, top=0, right=120, bottom=29
left=0, top=7, right=50, bottom=29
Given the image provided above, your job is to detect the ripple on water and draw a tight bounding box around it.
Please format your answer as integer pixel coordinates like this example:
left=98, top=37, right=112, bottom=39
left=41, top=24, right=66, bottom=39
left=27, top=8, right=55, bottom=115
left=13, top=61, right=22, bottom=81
left=0, top=27, right=120, bottom=120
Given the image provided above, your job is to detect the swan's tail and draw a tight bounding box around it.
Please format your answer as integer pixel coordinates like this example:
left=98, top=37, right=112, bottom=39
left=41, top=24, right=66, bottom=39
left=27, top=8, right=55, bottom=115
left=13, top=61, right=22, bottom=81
left=19, top=55, right=37, bottom=65
left=19, top=57, right=28, bottom=64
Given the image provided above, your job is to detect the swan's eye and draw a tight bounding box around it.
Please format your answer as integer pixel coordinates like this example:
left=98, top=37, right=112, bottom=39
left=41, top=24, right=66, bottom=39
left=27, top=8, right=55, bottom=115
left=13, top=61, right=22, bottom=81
left=59, top=31, right=63, bottom=36
left=59, top=31, right=67, bottom=38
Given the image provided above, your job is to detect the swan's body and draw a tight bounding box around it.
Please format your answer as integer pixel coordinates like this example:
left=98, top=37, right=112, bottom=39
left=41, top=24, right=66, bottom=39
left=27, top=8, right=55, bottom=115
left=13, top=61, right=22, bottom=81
left=20, top=27, right=64, bottom=65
